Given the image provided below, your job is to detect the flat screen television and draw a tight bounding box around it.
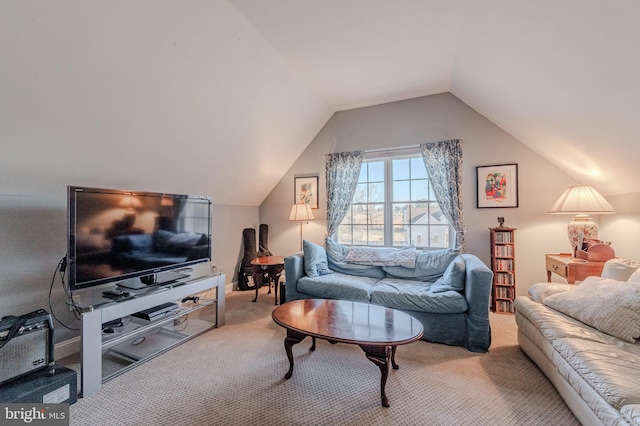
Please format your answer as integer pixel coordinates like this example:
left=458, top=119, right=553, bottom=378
left=67, top=185, right=212, bottom=291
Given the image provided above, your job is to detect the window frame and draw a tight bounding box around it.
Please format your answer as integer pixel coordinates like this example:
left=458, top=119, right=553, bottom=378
left=336, top=150, right=453, bottom=249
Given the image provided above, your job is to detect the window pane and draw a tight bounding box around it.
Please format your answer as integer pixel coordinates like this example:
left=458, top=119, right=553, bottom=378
left=411, top=179, right=429, bottom=201
left=368, top=161, right=384, bottom=182
left=410, top=225, right=428, bottom=247
left=368, top=182, right=384, bottom=202
left=429, top=225, right=450, bottom=248
left=392, top=224, right=410, bottom=246
left=337, top=224, right=353, bottom=245
left=368, top=225, right=384, bottom=245
left=392, top=159, right=410, bottom=180
left=392, top=180, right=410, bottom=202
left=353, top=204, right=368, bottom=224
left=410, top=158, right=427, bottom=179
left=409, top=203, right=429, bottom=224
left=392, top=203, right=409, bottom=224
left=357, top=166, right=367, bottom=183
left=352, top=225, right=368, bottom=245
left=353, top=183, right=368, bottom=203
left=368, top=204, right=384, bottom=225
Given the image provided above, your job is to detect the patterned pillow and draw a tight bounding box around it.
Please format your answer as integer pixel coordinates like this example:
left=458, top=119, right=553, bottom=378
left=324, top=238, right=386, bottom=279
left=345, top=246, right=417, bottom=268
left=543, top=276, right=640, bottom=342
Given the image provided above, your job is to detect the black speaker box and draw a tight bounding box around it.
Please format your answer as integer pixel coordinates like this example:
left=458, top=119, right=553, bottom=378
left=0, top=364, right=77, bottom=404
left=0, top=309, right=55, bottom=385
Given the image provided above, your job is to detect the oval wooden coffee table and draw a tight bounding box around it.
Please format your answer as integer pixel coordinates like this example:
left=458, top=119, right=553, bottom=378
left=272, top=299, right=423, bottom=407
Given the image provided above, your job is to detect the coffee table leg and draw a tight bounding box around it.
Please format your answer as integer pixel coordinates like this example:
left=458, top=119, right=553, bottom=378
left=284, top=329, right=307, bottom=379
left=360, top=344, right=392, bottom=407
left=391, top=345, right=399, bottom=370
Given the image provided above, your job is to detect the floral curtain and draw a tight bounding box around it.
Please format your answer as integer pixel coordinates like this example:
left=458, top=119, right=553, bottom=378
left=420, top=140, right=465, bottom=250
left=325, top=151, right=363, bottom=237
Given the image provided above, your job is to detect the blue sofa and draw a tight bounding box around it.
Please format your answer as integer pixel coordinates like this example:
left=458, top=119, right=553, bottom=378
left=284, top=239, right=493, bottom=352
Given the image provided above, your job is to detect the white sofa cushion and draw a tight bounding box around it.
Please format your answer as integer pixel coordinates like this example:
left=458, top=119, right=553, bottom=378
left=543, top=276, right=640, bottom=342
left=527, top=282, right=574, bottom=303
left=601, top=258, right=640, bottom=281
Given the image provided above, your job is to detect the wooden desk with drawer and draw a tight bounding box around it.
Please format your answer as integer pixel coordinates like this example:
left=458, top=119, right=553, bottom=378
left=545, top=253, right=605, bottom=284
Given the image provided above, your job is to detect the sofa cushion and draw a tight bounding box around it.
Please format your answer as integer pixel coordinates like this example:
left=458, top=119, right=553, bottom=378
left=543, top=276, right=640, bottom=342
left=601, top=258, right=640, bottom=281
left=382, top=248, right=460, bottom=281
left=621, top=404, right=640, bottom=425
left=527, top=282, right=574, bottom=303
left=430, top=255, right=466, bottom=293
left=303, top=240, right=334, bottom=278
left=552, top=336, right=640, bottom=410
left=296, top=273, right=378, bottom=303
left=369, top=278, right=468, bottom=313
left=628, top=268, right=640, bottom=283
left=325, top=238, right=386, bottom=279
left=345, top=245, right=416, bottom=268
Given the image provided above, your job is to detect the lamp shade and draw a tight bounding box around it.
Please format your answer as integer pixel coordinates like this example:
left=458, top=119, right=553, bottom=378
left=548, top=185, right=615, bottom=214
left=289, top=203, right=315, bottom=221
left=548, top=185, right=615, bottom=254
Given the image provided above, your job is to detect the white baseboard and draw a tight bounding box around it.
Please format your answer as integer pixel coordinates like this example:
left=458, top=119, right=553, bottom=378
left=55, top=335, right=80, bottom=359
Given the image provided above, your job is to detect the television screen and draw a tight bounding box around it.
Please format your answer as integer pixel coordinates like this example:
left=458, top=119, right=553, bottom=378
left=67, top=186, right=212, bottom=291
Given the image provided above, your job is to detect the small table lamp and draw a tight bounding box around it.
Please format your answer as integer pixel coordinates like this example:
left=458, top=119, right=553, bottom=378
left=548, top=185, right=615, bottom=254
left=289, top=203, right=315, bottom=251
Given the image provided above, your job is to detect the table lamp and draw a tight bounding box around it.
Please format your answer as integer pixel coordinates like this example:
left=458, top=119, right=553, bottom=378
left=548, top=185, right=615, bottom=254
left=289, top=203, right=315, bottom=251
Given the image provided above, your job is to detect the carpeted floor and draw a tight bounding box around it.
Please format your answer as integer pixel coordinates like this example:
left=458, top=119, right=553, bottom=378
left=63, top=289, right=579, bottom=425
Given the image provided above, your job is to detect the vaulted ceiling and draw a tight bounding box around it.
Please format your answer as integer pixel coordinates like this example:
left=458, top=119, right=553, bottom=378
left=2, top=1, right=639, bottom=205
left=229, top=0, right=640, bottom=198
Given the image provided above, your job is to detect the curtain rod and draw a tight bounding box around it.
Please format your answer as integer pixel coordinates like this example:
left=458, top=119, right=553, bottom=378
left=364, top=145, right=420, bottom=154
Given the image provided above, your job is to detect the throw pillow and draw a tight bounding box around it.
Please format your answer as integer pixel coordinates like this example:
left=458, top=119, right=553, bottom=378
left=601, top=258, right=640, bottom=281
left=382, top=248, right=460, bottom=281
left=430, top=255, right=466, bottom=293
left=303, top=240, right=333, bottom=278
left=628, top=268, right=640, bottom=283
left=324, top=238, right=386, bottom=278
left=527, top=282, right=573, bottom=303
left=543, top=276, right=640, bottom=342
left=345, top=246, right=417, bottom=268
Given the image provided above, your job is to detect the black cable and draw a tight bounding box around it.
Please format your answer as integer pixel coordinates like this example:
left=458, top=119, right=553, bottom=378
left=48, top=256, right=79, bottom=331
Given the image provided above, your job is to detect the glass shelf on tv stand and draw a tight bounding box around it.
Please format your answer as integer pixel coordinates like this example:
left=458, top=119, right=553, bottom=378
left=68, top=273, right=209, bottom=312
left=100, top=299, right=217, bottom=383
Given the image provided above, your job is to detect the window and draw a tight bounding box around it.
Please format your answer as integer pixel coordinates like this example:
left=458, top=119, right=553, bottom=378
left=336, top=155, right=450, bottom=249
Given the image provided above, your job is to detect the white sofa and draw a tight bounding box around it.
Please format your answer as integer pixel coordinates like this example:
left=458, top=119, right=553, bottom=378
left=515, top=260, right=640, bottom=426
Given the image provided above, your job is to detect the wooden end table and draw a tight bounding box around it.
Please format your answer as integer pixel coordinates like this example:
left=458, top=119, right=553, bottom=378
left=545, top=253, right=605, bottom=284
left=272, top=299, right=423, bottom=407
left=251, top=256, right=285, bottom=305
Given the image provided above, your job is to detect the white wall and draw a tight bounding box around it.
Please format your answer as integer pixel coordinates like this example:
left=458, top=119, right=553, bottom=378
left=600, top=193, right=640, bottom=260
left=260, top=93, right=616, bottom=295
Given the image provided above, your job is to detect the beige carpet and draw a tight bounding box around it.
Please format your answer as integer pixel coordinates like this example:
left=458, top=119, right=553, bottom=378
left=64, top=290, right=579, bottom=426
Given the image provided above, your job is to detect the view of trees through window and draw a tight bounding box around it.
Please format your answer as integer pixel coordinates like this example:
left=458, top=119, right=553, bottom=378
left=337, top=156, right=450, bottom=248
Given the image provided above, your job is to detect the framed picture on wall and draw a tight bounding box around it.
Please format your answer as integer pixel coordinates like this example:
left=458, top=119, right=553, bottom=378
left=476, top=164, right=519, bottom=208
left=294, top=175, right=319, bottom=209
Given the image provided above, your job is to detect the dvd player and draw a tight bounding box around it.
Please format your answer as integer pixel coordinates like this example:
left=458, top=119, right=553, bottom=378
left=131, top=302, right=180, bottom=321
